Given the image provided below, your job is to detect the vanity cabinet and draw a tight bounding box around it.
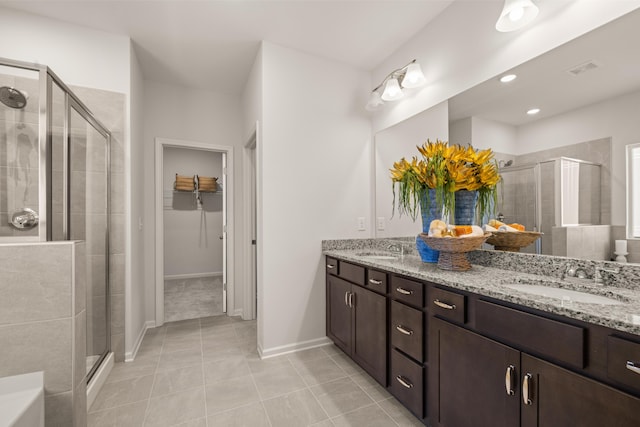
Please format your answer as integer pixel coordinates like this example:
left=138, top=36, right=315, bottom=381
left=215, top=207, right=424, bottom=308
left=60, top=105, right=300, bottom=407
left=326, top=260, right=387, bottom=385
left=325, top=255, right=640, bottom=426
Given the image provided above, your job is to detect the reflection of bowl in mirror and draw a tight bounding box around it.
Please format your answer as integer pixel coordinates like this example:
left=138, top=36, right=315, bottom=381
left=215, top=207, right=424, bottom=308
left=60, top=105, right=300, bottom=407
left=486, top=231, right=542, bottom=252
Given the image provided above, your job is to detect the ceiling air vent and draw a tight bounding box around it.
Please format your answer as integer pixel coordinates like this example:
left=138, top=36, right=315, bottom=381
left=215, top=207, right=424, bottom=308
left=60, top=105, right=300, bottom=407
left=566, top=60, right=601, bottom=76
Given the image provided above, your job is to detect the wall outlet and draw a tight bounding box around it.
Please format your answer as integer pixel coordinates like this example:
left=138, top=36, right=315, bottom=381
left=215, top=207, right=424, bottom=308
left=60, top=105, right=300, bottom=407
left=377, top=217, right=385, bottom=231
left=357, top=217, right=366, bottom=231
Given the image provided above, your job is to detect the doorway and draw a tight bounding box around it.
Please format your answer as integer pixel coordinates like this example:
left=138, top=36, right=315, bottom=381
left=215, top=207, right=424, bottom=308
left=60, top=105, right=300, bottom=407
left=155, top=138, right=235, bottom=326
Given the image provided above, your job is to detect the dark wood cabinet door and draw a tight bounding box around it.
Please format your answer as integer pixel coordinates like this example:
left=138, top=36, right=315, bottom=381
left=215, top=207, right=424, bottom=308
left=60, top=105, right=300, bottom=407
left=352, top=285, right=387, bottom=385
left=429, top=318, right=520, bottom=427
left=327, top=276, right=352, bottom=354
left=521, top=353, right=640, bottom=427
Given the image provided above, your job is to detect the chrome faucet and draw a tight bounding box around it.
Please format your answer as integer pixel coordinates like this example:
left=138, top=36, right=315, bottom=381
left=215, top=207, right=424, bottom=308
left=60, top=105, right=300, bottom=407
left=387, top=244, right=403, bottom=256
left=562, top=264, right=587, bottom=280
left=594, top=266, right=620, bottom=284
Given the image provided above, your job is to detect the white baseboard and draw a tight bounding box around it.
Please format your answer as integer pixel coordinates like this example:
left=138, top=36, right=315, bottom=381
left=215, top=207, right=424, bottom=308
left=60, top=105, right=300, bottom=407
left=164, top=272, right=222, bottom=280
left=87, top=352, right=114, bottom=410
left=258, top=336, right=333, bottom=359
left=232, top=308, right=243, bottom=318
left=125, top=321, right=154, bottom=362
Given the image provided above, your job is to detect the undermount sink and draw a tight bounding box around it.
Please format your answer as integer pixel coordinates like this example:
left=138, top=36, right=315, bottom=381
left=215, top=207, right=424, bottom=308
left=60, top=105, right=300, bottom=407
left=503, top=283, right=624, bottom=306
left=355, top=252, right=399, bottom=260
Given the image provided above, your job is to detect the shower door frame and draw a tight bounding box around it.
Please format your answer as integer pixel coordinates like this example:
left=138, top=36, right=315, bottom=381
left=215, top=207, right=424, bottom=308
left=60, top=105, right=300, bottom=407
left=154, top=137, right=235, bottom=326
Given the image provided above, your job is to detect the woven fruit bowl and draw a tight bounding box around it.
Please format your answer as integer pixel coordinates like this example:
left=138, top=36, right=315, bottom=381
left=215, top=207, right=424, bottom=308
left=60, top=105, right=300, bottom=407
left=485, top=231, right=542, bottom=252
left=419, top=232, right=492, bottom=271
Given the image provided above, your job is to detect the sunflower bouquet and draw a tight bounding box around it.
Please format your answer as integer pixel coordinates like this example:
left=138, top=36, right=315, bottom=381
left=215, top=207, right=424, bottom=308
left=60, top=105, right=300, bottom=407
left=391, top=139, right=500, bottom=224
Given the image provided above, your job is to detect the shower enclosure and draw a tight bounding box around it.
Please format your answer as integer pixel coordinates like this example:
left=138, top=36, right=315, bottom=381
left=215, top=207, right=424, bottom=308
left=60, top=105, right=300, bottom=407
left=498, top=157, right=602, bottom=256
left=0, top=58, right=111, bottom=382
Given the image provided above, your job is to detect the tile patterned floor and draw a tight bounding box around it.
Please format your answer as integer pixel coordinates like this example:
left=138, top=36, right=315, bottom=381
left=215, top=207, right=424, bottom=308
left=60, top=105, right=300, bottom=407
left=164, top=277, right=224, bottom=322
left=88, top=315, right=423, bottom=426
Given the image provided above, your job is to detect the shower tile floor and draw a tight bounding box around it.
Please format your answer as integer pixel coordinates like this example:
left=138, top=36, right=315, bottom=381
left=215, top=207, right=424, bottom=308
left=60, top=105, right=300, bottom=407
left=164, top=276, right=224, bottom=323
left=87, top=315, right=422, bottom=426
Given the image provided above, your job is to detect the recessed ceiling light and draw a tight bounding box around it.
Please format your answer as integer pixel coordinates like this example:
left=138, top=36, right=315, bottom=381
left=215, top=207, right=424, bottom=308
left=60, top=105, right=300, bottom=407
left=527, top=108, right=540, bottom=115
left=500, top=74, right=517, bottom=83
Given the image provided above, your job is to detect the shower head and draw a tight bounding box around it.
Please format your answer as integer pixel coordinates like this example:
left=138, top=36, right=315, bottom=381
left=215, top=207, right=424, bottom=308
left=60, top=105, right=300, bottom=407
left=0, top=86, right=28, bottom=109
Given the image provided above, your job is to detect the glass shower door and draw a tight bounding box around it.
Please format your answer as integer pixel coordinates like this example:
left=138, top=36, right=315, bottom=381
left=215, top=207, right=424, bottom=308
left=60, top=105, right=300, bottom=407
left=68, top=102, right=110, bottom=381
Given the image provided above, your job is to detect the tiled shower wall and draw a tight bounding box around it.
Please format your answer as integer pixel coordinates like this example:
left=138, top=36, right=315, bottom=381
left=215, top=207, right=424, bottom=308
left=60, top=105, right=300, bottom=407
left=0, top=241, right=87, bottom=426
left=72, top=86, right=126, bottom=362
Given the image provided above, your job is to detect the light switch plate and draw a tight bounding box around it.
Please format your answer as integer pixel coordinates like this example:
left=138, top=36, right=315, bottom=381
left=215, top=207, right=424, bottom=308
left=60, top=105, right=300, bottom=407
left=377, top=217, right=385, bottom=231
left=357, top=217, right=366, bottom=231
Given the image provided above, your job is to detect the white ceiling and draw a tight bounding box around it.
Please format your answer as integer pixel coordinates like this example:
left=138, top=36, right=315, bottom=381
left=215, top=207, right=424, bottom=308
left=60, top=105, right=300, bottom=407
left=1, top=0, right=456, bottom=94
left=448, top=7, right=640, bottom=126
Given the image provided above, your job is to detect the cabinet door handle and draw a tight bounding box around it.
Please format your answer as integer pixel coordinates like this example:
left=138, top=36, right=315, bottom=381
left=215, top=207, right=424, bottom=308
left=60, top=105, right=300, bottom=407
left=505, top=365, right=515, bottom=396
left=396, top=325, right=414, bottom=336
left=396, top=287, right=413, bottom=295
left=626, top=361, right=640, bottom=375
left=522, top=373, right=533, bottom=405
left=348, top=292, right=354, bottom=308
left=326, top=264, right=336, bottom=269
left=369, top=279, right=383, bottom=285
left=396, top=375, right=413, bottom=389
left=433, top=299, right=456, bottom=310
left=344, top=291, right=350, bottom=307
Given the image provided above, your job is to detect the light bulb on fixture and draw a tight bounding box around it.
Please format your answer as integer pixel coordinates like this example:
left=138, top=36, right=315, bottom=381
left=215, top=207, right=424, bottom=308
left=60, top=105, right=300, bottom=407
left=381, top=77, right=404, bottom=101
left=364, top=59, right=426, bottom=111
left=527, top=108, right=540, bottom=115
left=500, top=74, right=517, bottom=83
left=401, top=62, right=426, bottom=88
left=496, top=0, right=539, bottom=32
left=365, top=91, right=384, bottom=111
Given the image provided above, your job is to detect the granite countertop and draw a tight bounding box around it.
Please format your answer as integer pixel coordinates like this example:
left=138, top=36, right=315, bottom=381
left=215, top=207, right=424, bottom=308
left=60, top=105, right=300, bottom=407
left=324, top=248, right=640, bottom=336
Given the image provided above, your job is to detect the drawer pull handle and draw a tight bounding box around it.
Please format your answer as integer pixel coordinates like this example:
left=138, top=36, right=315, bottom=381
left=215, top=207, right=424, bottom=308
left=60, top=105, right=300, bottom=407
left=396, top=375, right=413, bottom=389
left=433, top=299, right=456, bottom=310
left=369, top=279, right=383, bottom=285
left=522, top=373, right=533, bottom=405
left=505, top=365, right=515, bottom=396
left=396, top=325, right=414, bottom=336
left=396, top=287, right=413, bottom=295
left=326, top=264, right=336, bottom=269
left=626, top=361, right=640, bottom=375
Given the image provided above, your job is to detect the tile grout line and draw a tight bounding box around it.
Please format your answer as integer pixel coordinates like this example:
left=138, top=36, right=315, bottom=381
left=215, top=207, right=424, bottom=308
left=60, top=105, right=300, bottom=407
left=288, top=356, right=335, bottom=425
left=199, top=317, right=209, bottom=427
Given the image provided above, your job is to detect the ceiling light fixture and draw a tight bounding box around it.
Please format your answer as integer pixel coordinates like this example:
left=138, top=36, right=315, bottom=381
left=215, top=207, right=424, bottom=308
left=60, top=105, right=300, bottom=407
left=500, top=74, right=517, bottom=83
left=366, top=59, right=426, bottom=111
left=527, top=108, right=540, bottom=115
left=495, top=0, right=539, bottom=32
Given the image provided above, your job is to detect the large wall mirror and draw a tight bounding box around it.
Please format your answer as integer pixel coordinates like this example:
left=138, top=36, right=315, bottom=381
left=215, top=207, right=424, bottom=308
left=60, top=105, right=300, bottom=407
left=374, top=8, right=640, bottom=264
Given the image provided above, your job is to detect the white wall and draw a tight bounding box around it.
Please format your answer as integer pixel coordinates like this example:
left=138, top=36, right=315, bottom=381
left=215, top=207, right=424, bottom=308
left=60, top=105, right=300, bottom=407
left=471, top=117, right=518, bottom=154
left=374, top=101, right=448, bottom=238
left=127, top=44, right=146, bottom=355
left=163, top=148, right=223, bottom=276
left=515, top=89, right=640, bottom=226
left=0, top=7, right=129, bottom=94
left=143, top=81, right=243, bottom=321
left=259, top=42, right=371, bottom=355
left=371, top=1, right=640, bottom=133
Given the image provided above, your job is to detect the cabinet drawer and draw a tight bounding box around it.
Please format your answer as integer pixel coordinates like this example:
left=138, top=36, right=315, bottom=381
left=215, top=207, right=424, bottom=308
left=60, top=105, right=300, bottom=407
left=607, top=335, right=640, bottom=392
left=366, top=269, right=388, bottom=294
left=391, top=276, right=424, bottom=308
left=338, top=261, right=365, bottom=286
left=477, top=299, right=585, bottom=368
left=390, top=349, right=424, bottom=419
left=429, top=286, right=465, bottom=324
left=391, top=301, right=424, bottom=362
left=326, top=257, right=339, bottom=276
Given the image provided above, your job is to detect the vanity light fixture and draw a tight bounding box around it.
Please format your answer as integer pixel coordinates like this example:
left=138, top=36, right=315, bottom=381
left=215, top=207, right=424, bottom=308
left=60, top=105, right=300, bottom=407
left=527, top=108, right=540, bottom=115
left=495, top=0, right=539, bottom=32
left=366, top=59, right=426, bottom=111
left=500, top=74, right=517, bottom=83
